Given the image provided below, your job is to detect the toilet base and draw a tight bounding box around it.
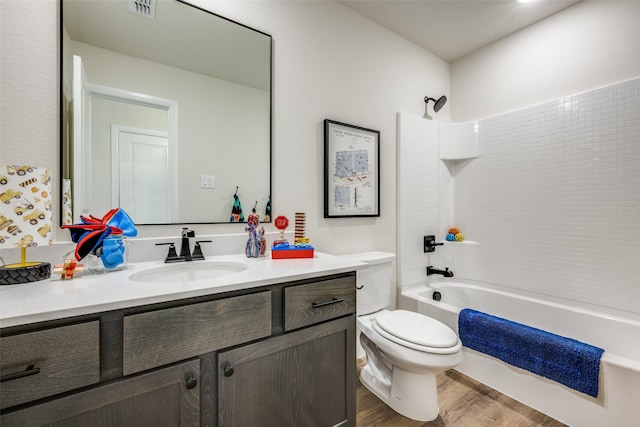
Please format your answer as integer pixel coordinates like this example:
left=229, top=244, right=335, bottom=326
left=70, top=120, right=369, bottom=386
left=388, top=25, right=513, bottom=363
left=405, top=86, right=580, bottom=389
left=359, top=362, right=439, bottom=422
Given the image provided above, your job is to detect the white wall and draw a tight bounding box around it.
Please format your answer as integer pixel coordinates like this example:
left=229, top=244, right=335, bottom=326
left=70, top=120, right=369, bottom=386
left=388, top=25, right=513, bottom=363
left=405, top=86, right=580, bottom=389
left=451, top=1, right=640, bottom=122
left=0, top=0, right=450, bottom=258
left=0, top=1, right=59, bottom=194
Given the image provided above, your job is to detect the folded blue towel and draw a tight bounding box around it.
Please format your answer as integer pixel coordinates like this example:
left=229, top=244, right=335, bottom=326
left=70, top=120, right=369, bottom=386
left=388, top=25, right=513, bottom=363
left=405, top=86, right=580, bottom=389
left=458, top=308, right=604, bottom=397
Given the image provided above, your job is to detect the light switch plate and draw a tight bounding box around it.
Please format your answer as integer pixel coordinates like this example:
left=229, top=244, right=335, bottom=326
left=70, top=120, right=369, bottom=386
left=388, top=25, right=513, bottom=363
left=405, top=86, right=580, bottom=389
left=200, top=174, right=215, bottom=189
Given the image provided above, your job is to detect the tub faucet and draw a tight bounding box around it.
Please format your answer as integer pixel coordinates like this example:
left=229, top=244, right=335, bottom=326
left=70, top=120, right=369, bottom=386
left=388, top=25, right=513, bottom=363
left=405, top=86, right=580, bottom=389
left=180, top=228, right=195, bottom=261
left=427, top=266, right=454, bottom=278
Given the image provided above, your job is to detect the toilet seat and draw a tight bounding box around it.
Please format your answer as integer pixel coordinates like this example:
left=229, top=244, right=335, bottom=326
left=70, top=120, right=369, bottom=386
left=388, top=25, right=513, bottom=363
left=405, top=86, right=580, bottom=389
left=372, top=310, right=461, bottom=354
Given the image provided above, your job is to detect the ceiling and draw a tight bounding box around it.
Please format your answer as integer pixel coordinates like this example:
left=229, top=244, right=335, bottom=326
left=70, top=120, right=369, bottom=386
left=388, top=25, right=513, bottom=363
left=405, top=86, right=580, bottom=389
left=338, top=0, right=582, bottom=62
left=63, top=0, right=271, bottom=91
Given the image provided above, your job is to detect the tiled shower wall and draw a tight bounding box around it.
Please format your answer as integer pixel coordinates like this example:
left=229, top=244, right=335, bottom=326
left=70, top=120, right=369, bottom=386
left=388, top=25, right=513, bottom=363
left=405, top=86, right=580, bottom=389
left=398, top=77, right=640, bottom=315
left=397, top=113, right=440, bottom=289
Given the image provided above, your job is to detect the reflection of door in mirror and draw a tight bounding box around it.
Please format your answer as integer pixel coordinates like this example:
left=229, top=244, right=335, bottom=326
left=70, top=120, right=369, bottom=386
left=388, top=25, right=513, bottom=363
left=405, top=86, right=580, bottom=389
left=112, top=126, right=176, bottom=224
left=70, top=56, right=179, bottom=223
left=89, top=90, right=177, bottom=224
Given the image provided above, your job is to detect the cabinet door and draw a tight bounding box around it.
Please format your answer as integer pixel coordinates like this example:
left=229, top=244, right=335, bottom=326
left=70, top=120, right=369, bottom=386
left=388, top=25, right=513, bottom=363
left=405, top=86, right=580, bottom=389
left=218, top=316, right=356, bottom=427
left=1, top=359, right=200, bottom=427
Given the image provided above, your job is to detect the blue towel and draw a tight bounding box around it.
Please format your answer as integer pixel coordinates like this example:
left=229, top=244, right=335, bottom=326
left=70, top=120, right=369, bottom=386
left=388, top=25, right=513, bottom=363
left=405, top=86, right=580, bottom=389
left=458, top=308, right=604, bottom=397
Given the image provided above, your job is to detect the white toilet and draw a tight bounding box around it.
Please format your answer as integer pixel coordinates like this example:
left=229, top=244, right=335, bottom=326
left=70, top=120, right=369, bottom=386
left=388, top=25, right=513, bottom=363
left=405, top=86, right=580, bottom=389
left=346, top=252, right=463, bottom=422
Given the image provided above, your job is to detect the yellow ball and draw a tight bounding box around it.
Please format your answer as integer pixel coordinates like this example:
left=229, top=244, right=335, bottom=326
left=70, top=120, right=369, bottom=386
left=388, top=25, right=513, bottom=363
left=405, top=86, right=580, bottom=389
left=455, top=233, right=464, bottom=242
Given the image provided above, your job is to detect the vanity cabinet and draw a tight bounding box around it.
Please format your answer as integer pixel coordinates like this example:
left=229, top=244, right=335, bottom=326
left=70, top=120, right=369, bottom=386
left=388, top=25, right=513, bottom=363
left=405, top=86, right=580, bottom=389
left=0, top=272, right=356, bottom=427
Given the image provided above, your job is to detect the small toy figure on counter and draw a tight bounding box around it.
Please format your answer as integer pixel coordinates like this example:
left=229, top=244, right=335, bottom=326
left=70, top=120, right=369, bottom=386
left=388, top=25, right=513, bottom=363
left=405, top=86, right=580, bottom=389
left=245, top=214, right=265, bottom=258
left=293, top=212, right=312, bottom=248
left=53, top=258, right=84, bottom=280
left=271, top=212, right=314, bottom=259
left=272, top=215, right=289, bottom=248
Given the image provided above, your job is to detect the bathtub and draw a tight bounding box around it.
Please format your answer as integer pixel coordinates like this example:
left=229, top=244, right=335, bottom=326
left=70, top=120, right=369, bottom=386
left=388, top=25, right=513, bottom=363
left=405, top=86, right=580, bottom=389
left=400, top=280, right=640, bottom=427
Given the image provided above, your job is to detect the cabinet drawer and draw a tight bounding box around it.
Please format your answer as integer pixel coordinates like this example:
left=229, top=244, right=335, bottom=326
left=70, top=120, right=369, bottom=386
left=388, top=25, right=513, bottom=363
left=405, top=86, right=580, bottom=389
left=284, top=275, right=355, bottom=331
left=123, top=291, right=272, bottom=375
left=0, top=321, right=100, bottom=409
left=2, top=359, right=200, bottom=427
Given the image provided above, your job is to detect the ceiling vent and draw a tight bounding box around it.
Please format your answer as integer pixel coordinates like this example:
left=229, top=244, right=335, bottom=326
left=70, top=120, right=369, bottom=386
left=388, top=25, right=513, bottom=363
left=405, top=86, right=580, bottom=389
left=128, top=0, right=156, bottom=19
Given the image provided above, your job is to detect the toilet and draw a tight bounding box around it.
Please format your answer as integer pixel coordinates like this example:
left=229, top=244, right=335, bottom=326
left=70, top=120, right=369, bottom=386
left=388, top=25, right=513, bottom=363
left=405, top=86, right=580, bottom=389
left=346, top=252, right=463, bottom=422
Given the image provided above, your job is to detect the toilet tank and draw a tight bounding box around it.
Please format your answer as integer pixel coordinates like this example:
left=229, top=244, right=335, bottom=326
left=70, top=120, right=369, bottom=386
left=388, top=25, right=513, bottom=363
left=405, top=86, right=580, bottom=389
left=343, top=252, right=395, bottom=316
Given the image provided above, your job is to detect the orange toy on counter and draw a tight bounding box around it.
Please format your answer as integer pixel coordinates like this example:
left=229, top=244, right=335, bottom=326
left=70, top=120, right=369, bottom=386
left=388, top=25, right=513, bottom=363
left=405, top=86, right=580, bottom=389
left=271, top=214, right=314, bottom=259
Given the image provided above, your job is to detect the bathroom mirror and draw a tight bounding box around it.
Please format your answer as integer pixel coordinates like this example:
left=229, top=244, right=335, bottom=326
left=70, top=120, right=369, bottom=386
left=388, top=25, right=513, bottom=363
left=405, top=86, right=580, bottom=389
left=61, top=0, right=272, bottom=225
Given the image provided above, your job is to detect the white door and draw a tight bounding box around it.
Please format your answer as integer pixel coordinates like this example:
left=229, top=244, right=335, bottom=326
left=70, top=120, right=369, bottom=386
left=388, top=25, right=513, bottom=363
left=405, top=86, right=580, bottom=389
left=112, top=127, right=172, bottom=224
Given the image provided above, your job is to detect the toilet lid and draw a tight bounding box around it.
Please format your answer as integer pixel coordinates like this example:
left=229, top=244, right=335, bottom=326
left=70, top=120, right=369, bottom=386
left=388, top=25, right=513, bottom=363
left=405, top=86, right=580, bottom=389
left=373, top=310, right=459, bottom=349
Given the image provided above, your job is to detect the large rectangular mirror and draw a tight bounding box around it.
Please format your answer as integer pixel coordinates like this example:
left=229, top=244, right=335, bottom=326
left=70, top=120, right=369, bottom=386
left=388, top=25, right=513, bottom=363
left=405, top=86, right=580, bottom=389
left=61, top=0, right=272, bottom=225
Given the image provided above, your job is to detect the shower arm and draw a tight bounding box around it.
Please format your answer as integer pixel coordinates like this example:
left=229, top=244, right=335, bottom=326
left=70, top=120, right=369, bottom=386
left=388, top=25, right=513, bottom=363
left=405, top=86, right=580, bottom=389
left=424, top=95, right=447, bottom=113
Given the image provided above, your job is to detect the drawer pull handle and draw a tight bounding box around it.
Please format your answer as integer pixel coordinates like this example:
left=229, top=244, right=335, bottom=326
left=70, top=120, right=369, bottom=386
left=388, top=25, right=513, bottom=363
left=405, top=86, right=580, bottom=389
left=185, top=376, right=198, bottom=389
left=0, top=364, right=40, bottom=383
left=312, top=298, right=344, bottom=309
left=223, top=364, right=235, bottom=377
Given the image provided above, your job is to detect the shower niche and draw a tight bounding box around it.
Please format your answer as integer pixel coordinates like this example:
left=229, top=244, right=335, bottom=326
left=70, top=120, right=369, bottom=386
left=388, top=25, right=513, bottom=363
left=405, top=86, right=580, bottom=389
left=439, top=121, right=480, bottom=161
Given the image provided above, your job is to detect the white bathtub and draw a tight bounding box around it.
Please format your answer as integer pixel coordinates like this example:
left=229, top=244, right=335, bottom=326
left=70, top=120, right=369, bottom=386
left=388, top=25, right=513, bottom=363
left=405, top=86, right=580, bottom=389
left=400, top=280, right=640, bottom=427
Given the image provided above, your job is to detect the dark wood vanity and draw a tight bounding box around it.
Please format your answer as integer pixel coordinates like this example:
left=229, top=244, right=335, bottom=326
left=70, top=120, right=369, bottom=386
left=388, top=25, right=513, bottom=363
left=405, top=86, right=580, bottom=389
left=0, top=272, right=356, bottom=427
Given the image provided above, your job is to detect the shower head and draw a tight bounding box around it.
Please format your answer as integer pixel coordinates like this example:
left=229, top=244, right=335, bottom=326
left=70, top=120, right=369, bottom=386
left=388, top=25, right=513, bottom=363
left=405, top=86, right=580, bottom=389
left=424, top=95, right=447, bottom=113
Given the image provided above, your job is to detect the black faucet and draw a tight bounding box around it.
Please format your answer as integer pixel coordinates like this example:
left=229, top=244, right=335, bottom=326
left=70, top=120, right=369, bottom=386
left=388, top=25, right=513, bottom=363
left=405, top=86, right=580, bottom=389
left=427, top=266, right=454, bottom=277
left=180, top=228, right=195, bottom=261
left=156, top=229, right=208, bottom=263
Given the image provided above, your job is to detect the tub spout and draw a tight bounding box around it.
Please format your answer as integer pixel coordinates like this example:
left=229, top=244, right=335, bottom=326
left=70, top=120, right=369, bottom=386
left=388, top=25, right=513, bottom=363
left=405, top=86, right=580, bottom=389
left=427, top=266, right=454, bottom=277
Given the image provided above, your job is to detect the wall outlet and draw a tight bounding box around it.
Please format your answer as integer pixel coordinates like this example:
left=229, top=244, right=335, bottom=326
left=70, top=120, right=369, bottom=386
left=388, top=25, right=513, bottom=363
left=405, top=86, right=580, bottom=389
left=200, top=174, right=215, bottom=189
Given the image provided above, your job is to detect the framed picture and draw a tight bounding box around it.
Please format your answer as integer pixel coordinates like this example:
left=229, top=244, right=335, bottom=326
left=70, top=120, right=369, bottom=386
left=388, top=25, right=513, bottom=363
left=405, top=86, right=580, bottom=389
left=324, top=119, right=380, bottom=218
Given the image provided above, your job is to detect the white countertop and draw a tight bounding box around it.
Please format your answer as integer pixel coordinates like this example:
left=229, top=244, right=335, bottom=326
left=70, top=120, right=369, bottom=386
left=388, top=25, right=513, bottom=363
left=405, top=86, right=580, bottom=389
left=0, top=252, right=365, bottom=329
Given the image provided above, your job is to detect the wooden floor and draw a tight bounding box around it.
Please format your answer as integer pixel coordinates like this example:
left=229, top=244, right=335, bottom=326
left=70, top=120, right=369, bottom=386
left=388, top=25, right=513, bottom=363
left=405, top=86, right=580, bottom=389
left=356, top=358, right=566, bottom=427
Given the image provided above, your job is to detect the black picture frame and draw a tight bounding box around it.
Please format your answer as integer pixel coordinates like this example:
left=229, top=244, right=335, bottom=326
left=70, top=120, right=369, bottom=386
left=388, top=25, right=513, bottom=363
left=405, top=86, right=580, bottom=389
left=324, top=119, right=380, bottom=218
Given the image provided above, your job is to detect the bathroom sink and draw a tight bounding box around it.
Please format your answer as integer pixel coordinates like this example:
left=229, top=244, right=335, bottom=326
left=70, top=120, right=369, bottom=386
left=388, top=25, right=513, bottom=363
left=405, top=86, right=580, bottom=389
left=129, top=261, right=249, bottom=283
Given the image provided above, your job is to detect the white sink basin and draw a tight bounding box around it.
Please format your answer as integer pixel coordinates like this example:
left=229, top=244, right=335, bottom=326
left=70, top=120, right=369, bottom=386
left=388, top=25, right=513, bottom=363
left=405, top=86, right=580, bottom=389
left=129, top=261, right=249, bottom=283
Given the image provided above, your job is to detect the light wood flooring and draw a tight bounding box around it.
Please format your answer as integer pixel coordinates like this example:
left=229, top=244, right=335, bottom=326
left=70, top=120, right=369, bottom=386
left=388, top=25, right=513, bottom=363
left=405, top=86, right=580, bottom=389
left=356, top=358, right=567, bottom=427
